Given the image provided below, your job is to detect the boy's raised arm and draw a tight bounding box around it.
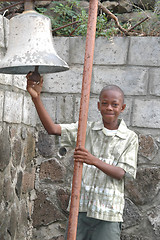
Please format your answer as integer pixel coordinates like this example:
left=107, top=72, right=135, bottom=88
left=26, top=73, right=61, bottom=136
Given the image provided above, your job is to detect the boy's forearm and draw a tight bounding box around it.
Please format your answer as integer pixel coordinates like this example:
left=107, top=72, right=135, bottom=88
left=74, top=147, right=125, bottom=180
left=94, top=158, right=125, bottom=180
left=32, top=96, right=61, bottom=136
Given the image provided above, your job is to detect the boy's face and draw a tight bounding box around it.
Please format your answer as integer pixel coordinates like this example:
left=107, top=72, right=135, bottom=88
left=98, top=89, right=126, bottom=129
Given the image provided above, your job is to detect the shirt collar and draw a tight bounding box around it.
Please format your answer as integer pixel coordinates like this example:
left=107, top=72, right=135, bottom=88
left=91, top=119, right=128, bottom=139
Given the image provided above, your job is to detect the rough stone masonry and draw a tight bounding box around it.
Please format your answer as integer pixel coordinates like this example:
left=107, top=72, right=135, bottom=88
left=0, top=14, right=160, bottom=240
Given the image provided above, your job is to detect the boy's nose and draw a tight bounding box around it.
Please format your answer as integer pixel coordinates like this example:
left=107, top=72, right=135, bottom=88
left=106, top=105, right=113, bottom=111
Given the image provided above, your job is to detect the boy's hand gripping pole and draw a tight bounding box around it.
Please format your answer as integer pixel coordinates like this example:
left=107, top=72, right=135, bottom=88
left=67, top=0, right=98, bottom=239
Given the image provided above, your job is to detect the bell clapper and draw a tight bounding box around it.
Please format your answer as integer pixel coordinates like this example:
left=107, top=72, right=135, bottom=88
left=27, top=66, right=41, bottom=83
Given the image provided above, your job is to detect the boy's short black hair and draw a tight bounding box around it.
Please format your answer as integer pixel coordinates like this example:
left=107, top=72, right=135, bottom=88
left=99, top=85, right=124, bottom=103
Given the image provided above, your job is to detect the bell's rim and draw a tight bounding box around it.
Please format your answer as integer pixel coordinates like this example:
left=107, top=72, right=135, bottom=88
left=0, top=65, right=69, bottom=75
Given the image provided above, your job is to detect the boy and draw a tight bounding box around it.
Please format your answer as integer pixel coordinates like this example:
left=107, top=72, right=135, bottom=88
left=26, top=74, right=138, bottom=240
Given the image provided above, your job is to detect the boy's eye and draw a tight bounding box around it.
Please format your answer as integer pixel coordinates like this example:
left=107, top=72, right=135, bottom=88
left=102, top=102, right=107, bottom=105
left=113, top=103, right=119, bottom=107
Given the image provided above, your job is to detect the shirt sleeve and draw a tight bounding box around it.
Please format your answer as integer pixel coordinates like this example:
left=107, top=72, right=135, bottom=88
left=60, top=122, right=78, bottom=148
left=117, top=133, right=139, bottom=179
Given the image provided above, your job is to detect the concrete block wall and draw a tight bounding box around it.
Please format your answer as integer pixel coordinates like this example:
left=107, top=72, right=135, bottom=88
left=34, top=36, right=160, bottom=240
left=0, top=14, right=160, bottom=240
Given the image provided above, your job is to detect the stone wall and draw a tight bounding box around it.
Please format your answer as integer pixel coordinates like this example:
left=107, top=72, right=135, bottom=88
left=0, top=15, right=37, bottom=240
left=0, top=14, right=160, bottom=240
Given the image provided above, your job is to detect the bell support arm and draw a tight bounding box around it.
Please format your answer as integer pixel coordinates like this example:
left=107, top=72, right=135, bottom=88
left=24, top=0, right=34, bottom=11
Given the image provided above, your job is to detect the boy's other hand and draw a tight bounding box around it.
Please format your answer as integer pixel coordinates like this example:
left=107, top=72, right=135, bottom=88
left=74, top=147, right=97, bottom=166
left=26, top=72, right=43, bottom=99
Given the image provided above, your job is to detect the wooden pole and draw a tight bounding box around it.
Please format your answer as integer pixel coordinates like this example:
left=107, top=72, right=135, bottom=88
left=67, top=0, right=98, bottom=239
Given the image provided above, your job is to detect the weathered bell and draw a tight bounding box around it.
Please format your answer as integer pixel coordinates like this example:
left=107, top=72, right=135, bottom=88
left=0, top=10, right=69, bottom=74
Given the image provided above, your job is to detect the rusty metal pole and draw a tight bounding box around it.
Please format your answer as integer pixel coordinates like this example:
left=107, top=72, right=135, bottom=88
left=24, top=0, right=34, bottom=11
left=24, top=0, right=41, bottom=81
left=67, top=0, right=98, bottom=239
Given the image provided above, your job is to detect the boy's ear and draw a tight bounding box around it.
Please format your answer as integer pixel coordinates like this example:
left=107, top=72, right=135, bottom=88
left=97, top=101, right=100, bottom=111
left=121, top=104, right=126, bottom=112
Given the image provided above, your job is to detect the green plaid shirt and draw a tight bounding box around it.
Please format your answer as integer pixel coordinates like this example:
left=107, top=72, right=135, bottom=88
left=60, top=119, right=138, bottom=222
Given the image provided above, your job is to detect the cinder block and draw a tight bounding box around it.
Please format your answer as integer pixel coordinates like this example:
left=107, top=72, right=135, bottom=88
left=132, top=99, right=160, bottom=128
left=0, top=48, right=5, bottom=60
left=0, top=15, right=4, bottom=48
left=53, top=37, right=70, bottom=64
left=129, top=37, right=160, bottom=66
left=36, top=96, right=56, bottom=125
left=92, top=66, right=148, bottom=96
left=75, top=96, right=101, bottom=123
left=149, top=68, right=160, bottom=96
left=4, top=91, right=23, bottom=123
left=0, top=16, right=9, bottom=48
left=13, top=75, right=27, bottom=91
left=120, top=98, right=133, bottom=127
left=69, top=37, right=86, bottom=64
left=43, top=65, right=83, bottom=93
left=93, top=37, right=129, bottom=65
left=0, top=73, right=12, bottom=86
left=69, top=37, right=129, bottom=65
left=0, top=91, right=4, bottom=121
left=23, top=95, right=37, bottom=126
left=56, top=95, right=74, bottom=123
left=3, top=17, right=9, bottom=48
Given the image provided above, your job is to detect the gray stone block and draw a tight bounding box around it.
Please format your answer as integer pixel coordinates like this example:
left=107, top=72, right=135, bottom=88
left=37, top=131, right=56, bottom=157
left=32, top=191, right=65, bottom=228
left=43, top=65, right=83, bottom=93
left=148, top=206, right=160, bottom=237
left=4, top=91, right=23, bottom=123
left=92, top=66, right=148, bottom=95
left=132, top=99, right=160, bottom=128
left=138, top=134, right=158, bottom=161
left=126, top=167, right=160, bottom=205
left=123, top=198, right=141, bottom=229
left=8, top=210, right=17, bottom=240
left=129, top=37, right=160, bottom=66
left=149, top=68, right=160, bottom=96
left=0, top=128, right=11, bottom=171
